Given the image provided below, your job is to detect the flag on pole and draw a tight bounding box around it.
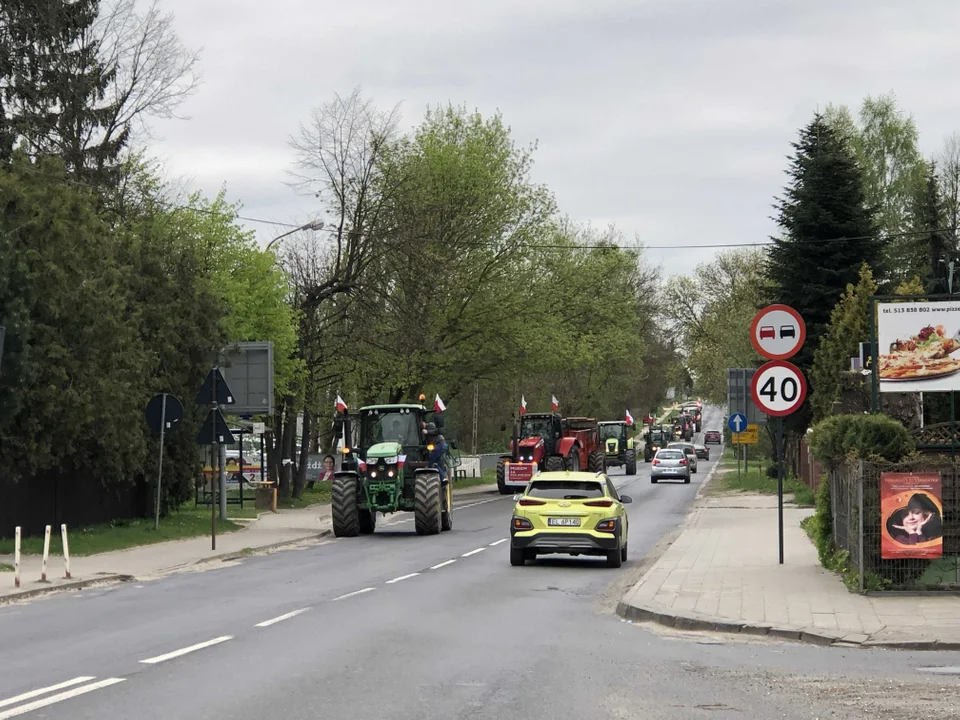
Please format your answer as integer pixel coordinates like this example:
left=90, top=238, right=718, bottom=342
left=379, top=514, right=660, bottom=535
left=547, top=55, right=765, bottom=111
left=335, top=395, right=347, bottom=412
left=434, top=394, right=446, bottom=413
left=625, top=409, right=634, bottom=426
left=520, top=396, right=527, bottom=415
left=551, top=395, right=559, bottom=412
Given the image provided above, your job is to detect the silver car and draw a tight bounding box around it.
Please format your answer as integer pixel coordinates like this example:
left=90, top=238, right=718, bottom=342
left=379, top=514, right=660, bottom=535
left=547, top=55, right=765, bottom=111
left=667, top=442, right=698, bottom=473
left=651, top=448, right=691, bottom=484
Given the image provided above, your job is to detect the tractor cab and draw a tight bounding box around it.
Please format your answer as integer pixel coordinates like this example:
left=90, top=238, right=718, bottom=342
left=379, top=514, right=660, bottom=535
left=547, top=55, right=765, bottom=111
left=517, top=412, right=562, bottom=459
left=598, top=420, right=637, bottom=474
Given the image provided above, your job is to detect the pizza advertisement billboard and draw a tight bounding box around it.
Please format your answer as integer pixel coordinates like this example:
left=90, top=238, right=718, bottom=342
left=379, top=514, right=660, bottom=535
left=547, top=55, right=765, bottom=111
left=877, top=300, right=960, bottom=392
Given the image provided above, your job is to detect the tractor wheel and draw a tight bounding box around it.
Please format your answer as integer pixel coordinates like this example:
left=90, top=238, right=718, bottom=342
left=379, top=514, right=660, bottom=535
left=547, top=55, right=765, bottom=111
left=564, top=452, right=580, bottom=472
left=496, top=458, right=510, bottom=495
left=441, top=481, right=453, bottom=531
left=332, top=475, right=360, bottom=537
left=359, top=509, right=376, bottom=535
left=625, top=449, right=637, bottom=475
left=544, top=456, right=565, bottom=472
left=414, top=472, right=442, bottom=536
left=588, top=449, right=605, bottom=473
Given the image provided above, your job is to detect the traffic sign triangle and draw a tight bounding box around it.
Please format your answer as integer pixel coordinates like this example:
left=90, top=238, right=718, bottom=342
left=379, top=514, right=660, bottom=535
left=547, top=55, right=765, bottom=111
left=196, top=367, right=235, bottom=407
left=196, top=408, right=236, bottom=445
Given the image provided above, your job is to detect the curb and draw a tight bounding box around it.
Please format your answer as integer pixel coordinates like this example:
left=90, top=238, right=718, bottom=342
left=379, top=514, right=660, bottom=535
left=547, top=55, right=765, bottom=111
left=0, top=574, right=135, bottom=605
left=615, top=599, right=960, bottom=650
left=154, top=529, right=335, bottom=572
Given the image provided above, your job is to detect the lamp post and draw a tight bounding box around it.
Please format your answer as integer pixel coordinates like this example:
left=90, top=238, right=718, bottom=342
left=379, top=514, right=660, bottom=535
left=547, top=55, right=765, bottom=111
left=265, top=219, right=325, bottom=252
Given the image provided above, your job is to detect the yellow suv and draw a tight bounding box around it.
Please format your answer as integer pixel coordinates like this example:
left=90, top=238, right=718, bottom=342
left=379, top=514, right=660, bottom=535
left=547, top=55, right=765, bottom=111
left=509, top=471, right=632, bottom=568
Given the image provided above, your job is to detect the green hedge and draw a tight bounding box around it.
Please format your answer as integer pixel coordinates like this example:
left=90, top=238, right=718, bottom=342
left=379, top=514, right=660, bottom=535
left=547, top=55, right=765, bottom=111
left=807, top=413, right=914, bottom=467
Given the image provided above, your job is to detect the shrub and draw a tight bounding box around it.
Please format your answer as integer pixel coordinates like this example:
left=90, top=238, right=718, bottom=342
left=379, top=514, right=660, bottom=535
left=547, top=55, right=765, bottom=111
left=807, top=413, right=914, bottom=467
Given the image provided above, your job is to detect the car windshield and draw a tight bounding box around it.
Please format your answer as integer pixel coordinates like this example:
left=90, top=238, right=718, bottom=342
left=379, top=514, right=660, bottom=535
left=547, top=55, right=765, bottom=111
left=527, top=480, right=605, bottom=499
left=521, top=417, right=554, bottom=439
left=361, top=411, right=421, bottom=448
left=694, top=444, right=705, bottom=450
left=599, top=425, right=622, bottom=440
left=657, top=450, right=683, bottom=460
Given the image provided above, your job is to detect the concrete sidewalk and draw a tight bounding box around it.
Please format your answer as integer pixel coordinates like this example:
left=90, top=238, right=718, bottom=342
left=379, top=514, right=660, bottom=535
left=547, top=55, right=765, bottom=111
left=618, top=493, right=960, bottom=650
left=0, top=483, right=498, bottom=603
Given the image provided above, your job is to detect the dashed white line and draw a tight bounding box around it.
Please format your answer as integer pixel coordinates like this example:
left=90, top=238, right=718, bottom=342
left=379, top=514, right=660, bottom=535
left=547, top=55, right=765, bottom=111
left=0, top=677, right=95, bottom=711
left=461, top=547, right=485, bottom=557
left=0, top=678, right=125, bottom=719
left=332, top=587, right=376, bottom=601
left=255, top=607, right=311, bottom=627
left=385, top=572, right=420, bottom=584
left=430, top=559, right=456, bottom=570
left=140, top=635, right=233, bottom=664
left=488, top=539, right=507, bottom=546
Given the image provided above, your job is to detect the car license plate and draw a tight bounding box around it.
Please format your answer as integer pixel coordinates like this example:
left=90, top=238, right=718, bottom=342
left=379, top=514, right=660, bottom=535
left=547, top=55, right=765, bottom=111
left=548, top=517, right=581, bottom=527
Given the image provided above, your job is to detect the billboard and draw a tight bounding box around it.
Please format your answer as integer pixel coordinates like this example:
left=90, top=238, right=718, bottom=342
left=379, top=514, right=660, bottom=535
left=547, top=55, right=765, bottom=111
left=877, top=300, right=960, bottom=392
left=880, top=472, right=943, bottom=560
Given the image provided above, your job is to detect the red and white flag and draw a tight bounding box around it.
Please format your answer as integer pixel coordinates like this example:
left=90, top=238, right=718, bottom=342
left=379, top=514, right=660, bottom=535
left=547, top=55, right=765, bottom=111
left=551, top=395, right=559, bottom=412
left=625, top=409, right=634, bottom=426
left=335, top=395, right=347, bottom=412
left=520, top=395, right=527, bottom=415
left=434, top=394, right=446, bottom=413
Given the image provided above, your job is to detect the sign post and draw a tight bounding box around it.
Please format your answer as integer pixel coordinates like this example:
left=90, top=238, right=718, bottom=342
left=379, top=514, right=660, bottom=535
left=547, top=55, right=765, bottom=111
left=145, top=393, right=184, bottom=530
left=196, top=367, right=236, bottom=549
left=750, top=305, right=807, bottom=565
left=728, top=413, right=747, bottom=483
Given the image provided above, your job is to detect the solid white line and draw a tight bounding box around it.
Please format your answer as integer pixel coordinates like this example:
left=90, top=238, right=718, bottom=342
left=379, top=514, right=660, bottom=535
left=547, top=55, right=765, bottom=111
left=0, top=677, right=95, bottom=710
left=430, top=559, right=456, bottom=570
left=461, top=547, right=485, bottom=557
left=331, top=587, right=375, bottom=601
left=255, top=607, right=311, bottom=627
left=488, top=539, right=507, bottom=546
left=0, top=678, right=125, bottom=719
left=385, top=572, right=419, bottom=584
left=140, top=635, right=233, bottom=664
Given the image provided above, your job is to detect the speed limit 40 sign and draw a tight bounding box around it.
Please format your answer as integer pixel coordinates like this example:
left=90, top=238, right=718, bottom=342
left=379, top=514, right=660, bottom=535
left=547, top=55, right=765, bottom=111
left=751, top=360, right=807, bottom=417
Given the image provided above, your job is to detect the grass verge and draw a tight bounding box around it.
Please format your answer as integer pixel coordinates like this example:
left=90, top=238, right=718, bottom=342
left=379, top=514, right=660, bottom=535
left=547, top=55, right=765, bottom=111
left=709, top=445, right=816, bottom=505
left=0, top=563, right=12, bottom=572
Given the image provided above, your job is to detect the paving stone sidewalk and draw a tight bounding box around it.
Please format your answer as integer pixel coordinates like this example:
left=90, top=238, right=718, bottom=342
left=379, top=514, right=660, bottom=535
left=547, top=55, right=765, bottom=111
left=618, top=494, right=960, bottom=650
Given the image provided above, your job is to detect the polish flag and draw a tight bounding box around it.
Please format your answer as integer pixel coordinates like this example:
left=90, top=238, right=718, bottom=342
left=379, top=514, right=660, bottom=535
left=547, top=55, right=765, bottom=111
left=435, top=394, right=446, bottom=412
left=520, top=396, right=527, bottom=415
left=551, top=395, right=559, bottom=412
left=335, top=395, right=347, bottom=412
left=625, top=409, right=634, bottom=426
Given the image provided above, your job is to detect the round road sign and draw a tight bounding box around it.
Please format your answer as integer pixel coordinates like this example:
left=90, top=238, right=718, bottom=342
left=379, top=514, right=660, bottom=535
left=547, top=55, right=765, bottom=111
left=750, top=304, right=806, bottom=360
left=751, top=360, right=807, bottom=417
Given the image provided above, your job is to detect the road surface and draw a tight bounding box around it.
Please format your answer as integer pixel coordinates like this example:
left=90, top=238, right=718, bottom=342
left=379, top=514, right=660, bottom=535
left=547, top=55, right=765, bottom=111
left=1, top=406, right=957, bottom=719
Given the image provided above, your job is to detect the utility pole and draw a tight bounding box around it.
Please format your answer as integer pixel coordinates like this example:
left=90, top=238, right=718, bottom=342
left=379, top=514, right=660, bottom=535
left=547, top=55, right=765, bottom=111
left=472, top=382, right=479, bottom=455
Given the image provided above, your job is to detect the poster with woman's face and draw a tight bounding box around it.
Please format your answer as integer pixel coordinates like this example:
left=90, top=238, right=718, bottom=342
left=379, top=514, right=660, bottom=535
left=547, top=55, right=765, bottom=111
left=880, top=472, right=943, bottom=559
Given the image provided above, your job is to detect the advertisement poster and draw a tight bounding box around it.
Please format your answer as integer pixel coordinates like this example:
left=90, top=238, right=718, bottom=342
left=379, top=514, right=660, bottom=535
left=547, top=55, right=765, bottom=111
left=880, top=472, right=943, bottom=560
left=877, top=301, right=960, bottom=392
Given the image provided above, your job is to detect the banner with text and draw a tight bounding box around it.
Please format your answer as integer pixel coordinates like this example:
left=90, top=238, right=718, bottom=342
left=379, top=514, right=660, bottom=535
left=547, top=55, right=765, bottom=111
left=880, top=472, right=943, bottom=560
left=877, top=300, right=960, bottom=392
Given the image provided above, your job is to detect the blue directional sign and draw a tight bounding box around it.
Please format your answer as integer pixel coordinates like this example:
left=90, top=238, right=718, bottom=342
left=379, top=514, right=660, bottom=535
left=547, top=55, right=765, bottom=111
left=727, top=413, right=748, bottom=433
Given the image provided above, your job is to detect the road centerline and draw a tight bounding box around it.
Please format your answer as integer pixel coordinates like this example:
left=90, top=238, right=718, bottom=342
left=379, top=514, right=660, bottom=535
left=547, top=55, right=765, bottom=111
left=385, top=573, right=420, bottom=584
left=331, top=587, right=376, bottom=601
left=255, top=607, right=312, bottom=628
left=0, top=678, right=125, bottom=720
left=140, top=635, right=233, bottom=665
left=0, top=677, right=96, bottom=710
left=430, top=559, right=456, bottom=570
left=461, top=548, right=485, bottom=557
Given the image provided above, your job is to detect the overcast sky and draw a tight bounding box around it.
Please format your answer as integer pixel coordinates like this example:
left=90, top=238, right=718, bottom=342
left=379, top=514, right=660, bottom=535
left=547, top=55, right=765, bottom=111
left=146, top=0, right=960, bottom=277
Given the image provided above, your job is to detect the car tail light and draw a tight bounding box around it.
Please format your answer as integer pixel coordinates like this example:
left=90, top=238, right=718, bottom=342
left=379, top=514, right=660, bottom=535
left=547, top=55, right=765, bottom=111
left=518, top=498, right=545, bottom=506
left=595, top=519, right=617, bottom=532
left=679, top=458, right=687, bottom=465
left=512, top=516, right=533, bottom=530
left=584, top=499, right=614, bottom=507
left=652, top=459, right=660, bottom=465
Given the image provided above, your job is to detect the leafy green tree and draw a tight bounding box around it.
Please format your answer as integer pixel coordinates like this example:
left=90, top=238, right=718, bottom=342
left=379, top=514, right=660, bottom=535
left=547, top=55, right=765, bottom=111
left=766, top=113, right=879, bottom=431
left=909, top=162, right=952, bottom=293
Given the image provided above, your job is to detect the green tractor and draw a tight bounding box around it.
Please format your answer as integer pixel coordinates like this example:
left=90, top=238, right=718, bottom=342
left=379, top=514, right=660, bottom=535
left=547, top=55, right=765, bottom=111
left=598, top=421, right=637, bottom=475
left=332, top=403, right=460, bottom=537
left=644, top=424, right=672, bottom=462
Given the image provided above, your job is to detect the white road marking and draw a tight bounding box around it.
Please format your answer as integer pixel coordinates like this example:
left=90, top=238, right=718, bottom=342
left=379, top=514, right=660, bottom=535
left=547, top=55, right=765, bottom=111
left=385, top=573, right=420, bottom=584
left=332, top=587, right=376, bottom=601
left=461, top=548, right=485, bottom=557
left=488, top=539, right=507, bottom=546
left=0, top=677, right=95, bottom=710
left=0, top=678, right=125, bottom=719
left=140, top=635, right=233, bottom=664
left=382, top=495, right=509, bottom=526
left=255, top=607, right=312, bottom=627
left=430, top=559, right=456, bottom=570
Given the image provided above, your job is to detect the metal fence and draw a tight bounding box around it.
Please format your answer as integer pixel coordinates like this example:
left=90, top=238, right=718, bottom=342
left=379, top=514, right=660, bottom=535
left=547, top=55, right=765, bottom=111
left=830, top=458, right=960, bottom=591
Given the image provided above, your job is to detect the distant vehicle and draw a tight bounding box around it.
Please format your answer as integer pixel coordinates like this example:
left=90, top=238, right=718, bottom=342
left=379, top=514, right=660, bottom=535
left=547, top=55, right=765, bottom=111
left=704, top=429, right=722, bottom=445
left=509, top=472, right=632, bottom=568
left=667, top=442, right=699, bottom=473
left=693, top=443, right=710, bottom=460
left=651, top=448, right=691, bottom=484
left=780, top=325, right=796, bottom=338
left=759, top=325, right=775, bottom=340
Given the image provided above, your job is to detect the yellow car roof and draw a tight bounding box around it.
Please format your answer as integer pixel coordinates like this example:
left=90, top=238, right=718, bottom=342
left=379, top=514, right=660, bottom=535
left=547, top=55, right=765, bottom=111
left=530, top=471, right=604, bottom=482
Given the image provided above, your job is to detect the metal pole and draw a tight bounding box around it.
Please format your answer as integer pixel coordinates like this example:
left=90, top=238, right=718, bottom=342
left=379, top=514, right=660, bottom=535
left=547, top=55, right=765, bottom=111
left=211, top=368, right=217, bottom=551
left=777, top=415, right=784, bottom=565
left=260, top=432, right=265, bottom=484
left=870, top=298, right=879, bottom=413
left=219, top=443, right=228, bottom=520
left=857, top=473, right=864, bottom=592
left=155, top=394, right=167, bottom=531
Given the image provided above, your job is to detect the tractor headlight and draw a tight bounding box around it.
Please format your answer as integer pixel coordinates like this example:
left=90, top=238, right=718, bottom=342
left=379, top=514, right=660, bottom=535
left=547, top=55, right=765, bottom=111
left=370, top=470, right=377, bottom=478
left=387, top=470, right=395, bottom=478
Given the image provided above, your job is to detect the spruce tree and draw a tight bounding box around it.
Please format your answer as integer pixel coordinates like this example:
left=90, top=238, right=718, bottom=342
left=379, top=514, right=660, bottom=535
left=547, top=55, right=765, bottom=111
left=911, top=161, right=953, bottom=294
left=766, top=113, right=879, bottom=430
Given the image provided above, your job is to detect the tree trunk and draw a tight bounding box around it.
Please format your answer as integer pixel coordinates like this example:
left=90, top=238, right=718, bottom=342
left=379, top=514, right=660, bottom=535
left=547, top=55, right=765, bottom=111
left=268, top=401, right=285, bottom=486
left=278, top=397, right=297, bottom=498
left=293, top=409, right=312, bottom=498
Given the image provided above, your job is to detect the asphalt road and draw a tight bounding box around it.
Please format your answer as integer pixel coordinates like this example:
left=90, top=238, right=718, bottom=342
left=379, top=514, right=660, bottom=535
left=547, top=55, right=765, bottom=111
left=2, top=406, right=959, bottom=719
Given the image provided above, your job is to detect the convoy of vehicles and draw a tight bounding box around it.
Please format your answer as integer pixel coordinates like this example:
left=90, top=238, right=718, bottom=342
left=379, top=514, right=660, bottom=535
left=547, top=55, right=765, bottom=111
left=651, top=447, right=692, bottom=483
left=509, top=471, right=633, bottom=568
left=598, top=420, right=638, bottom=475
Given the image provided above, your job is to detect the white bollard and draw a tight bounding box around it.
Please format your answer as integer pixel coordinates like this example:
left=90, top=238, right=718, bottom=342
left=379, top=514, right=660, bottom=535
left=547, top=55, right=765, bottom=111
left=13, top=527, right=20, bottom=588
left=60, top=524, right=71, bottom=579
left=40, top=525, right=51, bottom=582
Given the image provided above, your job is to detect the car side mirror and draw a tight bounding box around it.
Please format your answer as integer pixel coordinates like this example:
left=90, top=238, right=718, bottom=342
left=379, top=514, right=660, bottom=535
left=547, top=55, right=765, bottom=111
left=620, top=495, right=633, bottom=504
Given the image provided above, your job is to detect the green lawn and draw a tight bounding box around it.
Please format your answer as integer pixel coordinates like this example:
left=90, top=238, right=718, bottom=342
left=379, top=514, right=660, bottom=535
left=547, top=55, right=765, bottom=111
left=710, top=445, right=815, bottom=505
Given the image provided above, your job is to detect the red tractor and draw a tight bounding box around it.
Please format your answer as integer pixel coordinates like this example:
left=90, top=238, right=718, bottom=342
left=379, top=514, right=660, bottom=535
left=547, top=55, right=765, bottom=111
left=496, top=412, right=606, bottom=495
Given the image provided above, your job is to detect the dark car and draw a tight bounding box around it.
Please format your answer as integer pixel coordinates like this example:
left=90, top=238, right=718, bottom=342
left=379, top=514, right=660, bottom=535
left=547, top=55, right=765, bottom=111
left=704, top=429, right=722, bottom=445
left=693, top=443, right=710, bottom=460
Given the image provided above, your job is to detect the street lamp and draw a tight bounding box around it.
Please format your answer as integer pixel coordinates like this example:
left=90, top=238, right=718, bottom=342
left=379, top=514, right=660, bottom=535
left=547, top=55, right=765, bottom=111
left=265, top=219, right=325, bottom=252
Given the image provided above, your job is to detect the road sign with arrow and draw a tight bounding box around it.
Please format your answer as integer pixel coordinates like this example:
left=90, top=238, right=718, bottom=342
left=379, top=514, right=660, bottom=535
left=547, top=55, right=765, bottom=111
left=727, top=412, right=748, bottom=434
